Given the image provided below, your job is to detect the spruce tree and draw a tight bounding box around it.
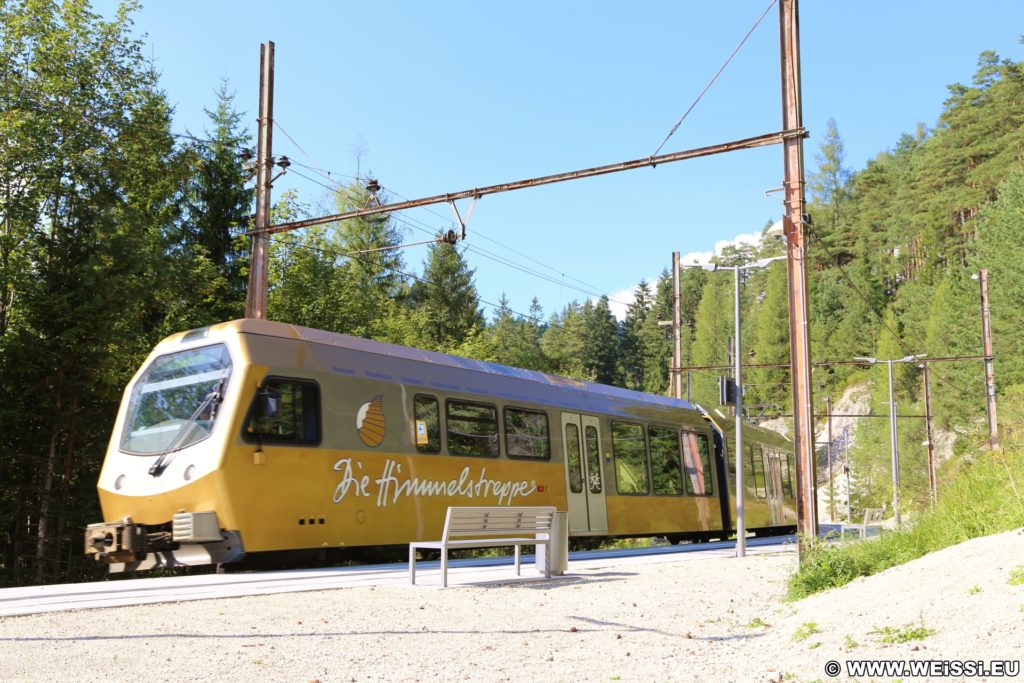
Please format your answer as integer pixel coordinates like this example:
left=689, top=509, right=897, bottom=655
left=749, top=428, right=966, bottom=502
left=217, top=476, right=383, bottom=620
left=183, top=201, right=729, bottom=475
left=620, top=281, right=652, bottom=390
left=974, top=170, right=1024, bottom=390
left=181, top=79, right=253, bottom=323
left=690, top=273, right=732, bottom=407
left=413, top=237, right=484, bottom=348
left=748, top=262, right=790, bottom=414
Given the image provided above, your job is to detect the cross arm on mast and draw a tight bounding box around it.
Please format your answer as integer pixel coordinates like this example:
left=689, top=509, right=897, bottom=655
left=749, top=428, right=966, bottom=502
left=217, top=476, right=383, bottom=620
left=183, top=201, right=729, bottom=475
left=252, top=129, right=805, bottom=236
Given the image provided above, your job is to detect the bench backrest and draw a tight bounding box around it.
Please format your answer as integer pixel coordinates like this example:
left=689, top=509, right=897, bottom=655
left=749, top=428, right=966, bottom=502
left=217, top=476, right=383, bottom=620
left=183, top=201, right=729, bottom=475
left=441, top=506, right=556, bottom=543
left=862, top=507, right=885, bottom=525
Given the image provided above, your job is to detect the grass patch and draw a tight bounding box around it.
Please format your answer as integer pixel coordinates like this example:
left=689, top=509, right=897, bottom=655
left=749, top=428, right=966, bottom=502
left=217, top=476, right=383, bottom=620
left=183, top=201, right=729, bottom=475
left=968, top=584, right=983, bottom=594
left=792, top=621, right=819, bottom=642
left=745, top=617, right=769, bottom=628
left=870, top=621, right=936, bottom=644
left=788, top=447, right=1024, bottom=600
left=1009, top=566, right=1024, bottom=586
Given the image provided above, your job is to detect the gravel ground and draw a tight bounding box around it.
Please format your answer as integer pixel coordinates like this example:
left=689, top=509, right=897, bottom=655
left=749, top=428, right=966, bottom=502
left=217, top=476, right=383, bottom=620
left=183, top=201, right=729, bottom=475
left=1, top=529, right=1022, bottom=682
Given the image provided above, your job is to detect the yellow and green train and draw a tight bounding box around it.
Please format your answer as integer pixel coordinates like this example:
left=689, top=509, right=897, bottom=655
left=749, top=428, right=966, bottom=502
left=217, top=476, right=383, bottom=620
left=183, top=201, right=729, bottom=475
left=86, top=319, right=797, bottom=571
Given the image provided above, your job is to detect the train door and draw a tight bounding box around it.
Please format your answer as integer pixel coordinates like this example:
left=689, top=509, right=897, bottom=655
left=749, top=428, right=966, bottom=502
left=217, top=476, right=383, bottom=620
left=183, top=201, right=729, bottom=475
left=560, top=413, right=608, bottom=533
left=765, top=450, right=784, bottom=525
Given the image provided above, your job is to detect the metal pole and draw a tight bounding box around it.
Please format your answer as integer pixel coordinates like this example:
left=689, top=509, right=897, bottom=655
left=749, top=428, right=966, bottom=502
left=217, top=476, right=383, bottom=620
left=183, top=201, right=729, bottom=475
left=779, top=0, right=817, bottom=548
left=245, top=41, right=274, bottom=320
left=886, top=360, right=901, bottom=526
left=844, top=427, right=852, bottom=523
left=979, top=269, right=1000, bottom=451
left=827, top=395, right=835, bottom=522
left=922, top=361, right=937, bottom=505
left=673, top=252, right=682, bottom=400
left=734, top=266, right=745, bottom=558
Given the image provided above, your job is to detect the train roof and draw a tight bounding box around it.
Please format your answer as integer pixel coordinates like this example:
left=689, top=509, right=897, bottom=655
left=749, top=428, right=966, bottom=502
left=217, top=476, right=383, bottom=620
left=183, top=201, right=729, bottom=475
left=168, top=319, right=789, bottom=444
left=199, top=318, right=697, bottom=412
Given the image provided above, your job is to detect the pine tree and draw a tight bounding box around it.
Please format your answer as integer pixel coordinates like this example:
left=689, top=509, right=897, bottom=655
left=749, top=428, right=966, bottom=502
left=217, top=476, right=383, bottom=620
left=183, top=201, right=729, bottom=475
left=747, top=262, right=790, bottom=414
left=974, top=170, right=1024, bottom=390
left=584, top=296, right=622, bottom=386
left=181, top=79, right=253, bottom=323
left=620, top=281, right=652, bottom=390
left=412, top=237, right=484, bottom=348
left=488, top=294, right=547, bottom=371
left=690, top=273, right=732, bottom=407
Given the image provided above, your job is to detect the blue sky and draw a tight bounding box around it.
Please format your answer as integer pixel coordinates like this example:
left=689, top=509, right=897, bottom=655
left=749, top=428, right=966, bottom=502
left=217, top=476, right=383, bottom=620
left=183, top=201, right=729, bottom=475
left=95, top=0, right=1023, bottom=321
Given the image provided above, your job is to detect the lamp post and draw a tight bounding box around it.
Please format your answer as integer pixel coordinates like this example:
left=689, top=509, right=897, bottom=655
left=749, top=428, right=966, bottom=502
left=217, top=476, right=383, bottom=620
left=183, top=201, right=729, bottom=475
left=684, top=255, right=785, bottom=557
left=853, top=354, right=925, bottom=526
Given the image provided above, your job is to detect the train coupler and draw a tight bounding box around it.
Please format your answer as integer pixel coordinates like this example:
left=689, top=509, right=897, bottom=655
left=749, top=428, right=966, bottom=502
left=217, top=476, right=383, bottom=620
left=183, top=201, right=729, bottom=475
left=84, top=517, right=150, bottom=564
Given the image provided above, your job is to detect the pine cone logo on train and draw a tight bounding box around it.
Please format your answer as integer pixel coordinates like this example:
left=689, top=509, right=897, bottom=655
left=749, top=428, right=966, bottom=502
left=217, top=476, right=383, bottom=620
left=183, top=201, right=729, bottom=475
left=356, top=396, right=386, bottom=447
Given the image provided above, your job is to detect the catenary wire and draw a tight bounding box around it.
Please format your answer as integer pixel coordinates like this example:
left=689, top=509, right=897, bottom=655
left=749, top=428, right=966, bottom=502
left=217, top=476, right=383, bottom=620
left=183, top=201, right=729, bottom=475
left=268, top=234, right=543, bottom=323
left=652, top=0, right=778, bottom=157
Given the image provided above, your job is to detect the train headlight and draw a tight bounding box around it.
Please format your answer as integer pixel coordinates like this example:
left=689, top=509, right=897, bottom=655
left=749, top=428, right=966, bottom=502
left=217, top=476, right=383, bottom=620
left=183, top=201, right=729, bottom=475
left=184, top=464, right=196, bottom=482
left=114, top=474, right=125, bottom=491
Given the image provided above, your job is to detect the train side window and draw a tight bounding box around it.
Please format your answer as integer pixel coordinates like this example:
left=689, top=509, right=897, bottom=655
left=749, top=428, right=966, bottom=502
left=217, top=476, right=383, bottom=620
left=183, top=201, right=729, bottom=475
left=243, top=378, right=320, bottom=445
left=648, top=425, right=683, bottom=495
left=565, top=422, right=583, bottom=493
left=682, top=431, right=714, bottom=496
left=446, top=400, right=499, bottom=457
left=781, top=452, right=794, bottom=498
left=413, top=394, right=441, bottom=454
left=611, top=421, right=649, bottom=495
left=752, top=446, right=767, bottom=499
left=584, top=425, right=602, bottom=494
left=504, top=408, right=551, bottom=459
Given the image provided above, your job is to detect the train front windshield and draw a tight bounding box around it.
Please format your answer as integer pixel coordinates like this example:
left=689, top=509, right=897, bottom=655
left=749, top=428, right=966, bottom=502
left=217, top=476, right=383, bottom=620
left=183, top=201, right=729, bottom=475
left=120, top=344, right=232, bottom=455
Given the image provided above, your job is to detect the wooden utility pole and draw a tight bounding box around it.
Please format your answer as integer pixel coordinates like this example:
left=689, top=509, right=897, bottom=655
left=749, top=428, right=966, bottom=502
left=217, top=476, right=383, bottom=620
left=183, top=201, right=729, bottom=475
left=245, top=41, right=274, bottom=320
left=672, top=251, right=682, bottom=400
left=779, top=0, right=818, bottom=545
left=922, top=361, right=937, bottom=504
left=979, top=269, right=1000, bottom=451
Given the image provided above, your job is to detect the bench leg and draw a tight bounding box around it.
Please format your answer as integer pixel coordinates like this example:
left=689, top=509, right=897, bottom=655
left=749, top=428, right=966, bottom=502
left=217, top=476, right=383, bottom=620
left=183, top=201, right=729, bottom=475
left=441, top=549, right=448, bottom=588
left=409, top=545, right=416, bottom=585
left=514, top=544, right=521, bottom=576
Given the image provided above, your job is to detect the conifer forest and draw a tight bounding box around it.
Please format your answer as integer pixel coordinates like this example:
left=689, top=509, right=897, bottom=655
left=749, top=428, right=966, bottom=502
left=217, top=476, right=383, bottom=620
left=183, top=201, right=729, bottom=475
left=2, top=2, right=1024, bottom=585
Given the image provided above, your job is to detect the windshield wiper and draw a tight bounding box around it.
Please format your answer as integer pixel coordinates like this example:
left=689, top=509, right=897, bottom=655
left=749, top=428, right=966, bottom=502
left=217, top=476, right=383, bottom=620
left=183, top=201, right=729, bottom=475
left=149, top=380, right=223, bottom=477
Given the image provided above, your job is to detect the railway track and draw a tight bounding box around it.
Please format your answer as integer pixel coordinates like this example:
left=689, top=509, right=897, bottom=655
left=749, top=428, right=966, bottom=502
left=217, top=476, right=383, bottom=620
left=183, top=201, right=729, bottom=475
left=0, top=535, right=794, bottom=617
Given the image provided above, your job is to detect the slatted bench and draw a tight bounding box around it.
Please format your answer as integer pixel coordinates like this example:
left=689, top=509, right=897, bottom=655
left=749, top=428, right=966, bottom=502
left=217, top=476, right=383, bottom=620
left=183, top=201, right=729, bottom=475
left=409, top=506, right=557, bottom=587
left=841, top=506, right=886, bottom=540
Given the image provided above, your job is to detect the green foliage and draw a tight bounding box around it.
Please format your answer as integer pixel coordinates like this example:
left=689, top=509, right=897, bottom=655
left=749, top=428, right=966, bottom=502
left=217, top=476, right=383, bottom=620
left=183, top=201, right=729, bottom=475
left=747, top=261, right=790, bottom=414
left=974, top=170, right=1024, bottom=389
left=788, top=445, right=1024, bottom=600
left=1009, top=566, right=1024, bottom=586
left=792, top=621, right=820, bottom=642
left=870, top=621, right=936, bottom=644
left=0, top=0, right=189, bottom=584
left=412, top=237, right=484, bottom=347
left=690, top=272, right=732, bottom=407
left=179, top=79, right=252, bottom=324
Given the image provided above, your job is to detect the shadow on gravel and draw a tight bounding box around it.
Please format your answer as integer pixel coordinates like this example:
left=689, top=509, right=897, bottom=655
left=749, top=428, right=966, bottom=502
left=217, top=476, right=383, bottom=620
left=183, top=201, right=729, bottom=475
left=0, top=622, right=671, bottom=642
left=451, top=572, right=636, bottom=590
